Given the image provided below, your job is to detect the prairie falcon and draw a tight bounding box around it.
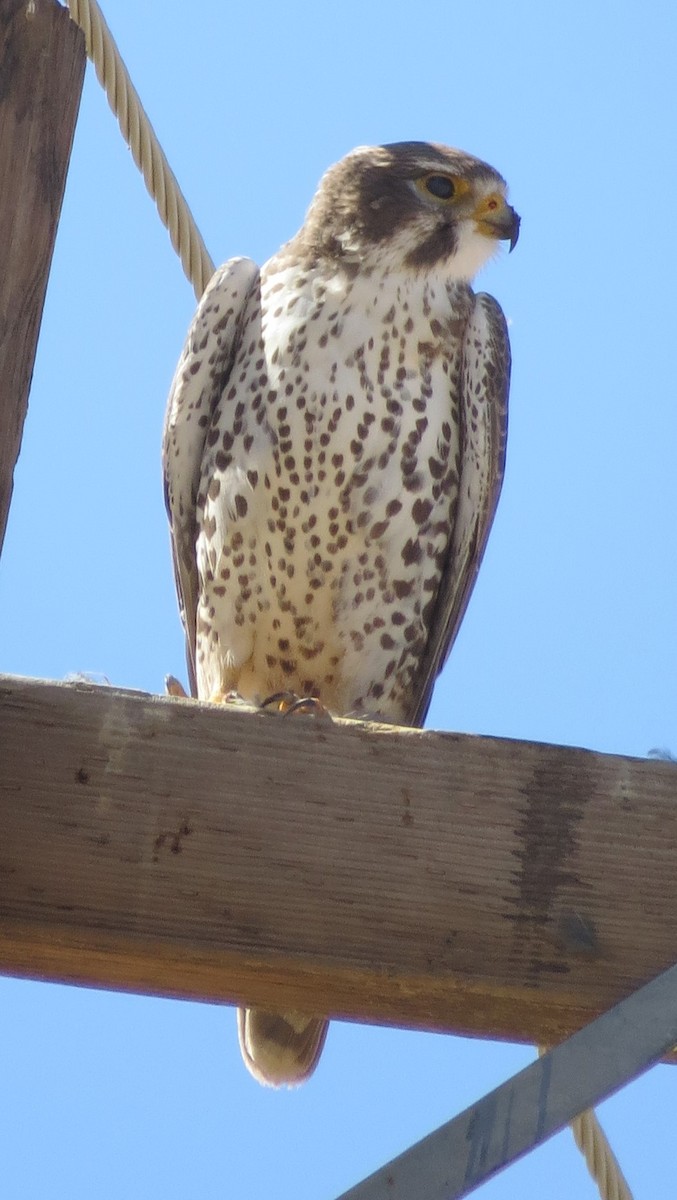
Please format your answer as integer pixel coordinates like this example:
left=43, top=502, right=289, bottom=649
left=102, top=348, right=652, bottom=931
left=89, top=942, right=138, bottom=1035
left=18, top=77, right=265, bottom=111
left=163, top=141, right=519, bottom=1086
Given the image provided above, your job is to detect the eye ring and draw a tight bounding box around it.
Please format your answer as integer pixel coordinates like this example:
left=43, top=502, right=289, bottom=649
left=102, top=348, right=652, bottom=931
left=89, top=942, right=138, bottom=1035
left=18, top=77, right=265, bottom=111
left=422, top=174, right=456, bottom=201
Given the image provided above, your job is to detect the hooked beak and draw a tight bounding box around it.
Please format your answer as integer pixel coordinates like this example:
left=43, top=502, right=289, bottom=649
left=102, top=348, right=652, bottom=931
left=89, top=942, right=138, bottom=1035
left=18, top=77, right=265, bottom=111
left=473, top=193, right=521, bottom=252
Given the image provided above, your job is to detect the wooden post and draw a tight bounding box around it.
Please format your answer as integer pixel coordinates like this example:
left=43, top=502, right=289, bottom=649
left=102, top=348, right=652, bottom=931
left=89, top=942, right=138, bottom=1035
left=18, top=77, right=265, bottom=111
left=0, top=0, right=85, bottom=553
left=2, top=673, right=677, bottom=1055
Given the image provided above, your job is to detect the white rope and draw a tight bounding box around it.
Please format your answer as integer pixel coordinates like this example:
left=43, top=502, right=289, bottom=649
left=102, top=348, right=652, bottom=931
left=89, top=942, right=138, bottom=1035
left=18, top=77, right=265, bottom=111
left=570, top=1108, right=634, bottom=1200
left=65, top=0, right=214, bottom=300
left=57, top=6, right=638, bottom=1195
left=538, top=1049, right=634, bottom=1200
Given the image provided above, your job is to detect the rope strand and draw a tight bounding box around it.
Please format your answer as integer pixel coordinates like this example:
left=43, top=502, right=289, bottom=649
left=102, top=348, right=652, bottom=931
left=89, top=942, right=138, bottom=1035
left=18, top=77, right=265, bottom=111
left=571, top=1109, right=634, bottom=1200
left=538, top=1048, right=635, bottom=1200
left=66, top=0, right=214, bottom=300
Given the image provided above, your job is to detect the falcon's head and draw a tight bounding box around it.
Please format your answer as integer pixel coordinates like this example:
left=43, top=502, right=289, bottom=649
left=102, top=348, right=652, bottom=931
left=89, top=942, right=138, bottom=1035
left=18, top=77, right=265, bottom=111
left=297, top=141, right=520, bottom=281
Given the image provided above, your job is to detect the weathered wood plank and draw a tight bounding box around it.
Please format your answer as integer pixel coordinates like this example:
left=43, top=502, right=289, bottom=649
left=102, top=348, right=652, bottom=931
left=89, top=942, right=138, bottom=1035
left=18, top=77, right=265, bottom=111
left=0, top=0, right=85, bottom=553
left=1, top=673, right=676, bottom=1050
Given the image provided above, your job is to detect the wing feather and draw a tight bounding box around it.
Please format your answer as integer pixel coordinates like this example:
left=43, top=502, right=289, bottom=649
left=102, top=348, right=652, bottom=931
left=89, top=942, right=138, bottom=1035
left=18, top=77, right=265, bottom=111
left=408, top=292, right=510, bottom=727
left=162, top=257, right=259, bottom=694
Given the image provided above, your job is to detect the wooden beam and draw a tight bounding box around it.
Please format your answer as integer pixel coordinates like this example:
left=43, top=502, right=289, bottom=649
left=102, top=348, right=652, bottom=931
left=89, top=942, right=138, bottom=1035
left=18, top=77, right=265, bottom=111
left=1, top=673, right=676, bottom=1053
left=0, top=0, right=85, bottom=554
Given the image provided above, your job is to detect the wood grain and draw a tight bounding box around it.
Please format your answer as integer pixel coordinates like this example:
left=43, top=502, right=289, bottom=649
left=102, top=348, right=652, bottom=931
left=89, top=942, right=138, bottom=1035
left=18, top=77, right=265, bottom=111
left=1, top=673, right=676, bottom=1052
left=0, top=0, right=85, bottom=552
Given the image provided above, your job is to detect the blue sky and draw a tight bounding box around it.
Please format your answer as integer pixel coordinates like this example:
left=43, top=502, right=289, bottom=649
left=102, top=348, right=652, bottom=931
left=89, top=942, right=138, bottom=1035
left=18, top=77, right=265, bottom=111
left=1, top=0, right=676, bottom=1195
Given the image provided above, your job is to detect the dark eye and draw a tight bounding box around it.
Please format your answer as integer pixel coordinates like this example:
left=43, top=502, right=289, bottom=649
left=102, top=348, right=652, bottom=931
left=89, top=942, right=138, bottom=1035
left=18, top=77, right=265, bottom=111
left=424, top=175, right=455, bottom=200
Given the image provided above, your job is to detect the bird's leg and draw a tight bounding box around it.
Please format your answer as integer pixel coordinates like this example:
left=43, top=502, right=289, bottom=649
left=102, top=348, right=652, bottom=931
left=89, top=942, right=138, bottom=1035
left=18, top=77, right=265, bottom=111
left=260, top=691, right=332, bottom=720
left=344, top=707, right=404, bottom=725
left=207, top=689, right=250, bottom=707
left=259, top=690, right=302, bottom=712
left=166, top=676, right=253, bottom=709
left=284, top=696, right=332, bottom=719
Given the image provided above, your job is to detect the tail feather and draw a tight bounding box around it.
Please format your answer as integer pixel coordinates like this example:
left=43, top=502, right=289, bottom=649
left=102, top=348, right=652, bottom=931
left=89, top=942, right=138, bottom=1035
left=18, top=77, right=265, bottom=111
left=237, top=1008, right=329, bottom=1087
